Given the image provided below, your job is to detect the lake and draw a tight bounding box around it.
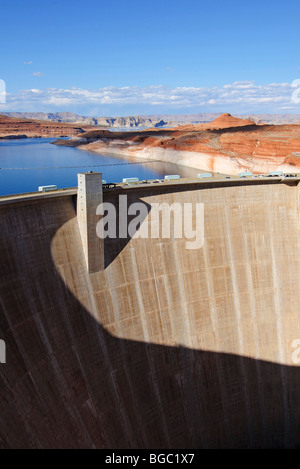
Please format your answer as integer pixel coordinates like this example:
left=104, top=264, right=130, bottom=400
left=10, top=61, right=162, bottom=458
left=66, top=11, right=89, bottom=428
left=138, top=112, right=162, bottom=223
left=0, top=138, right=207, bottom=197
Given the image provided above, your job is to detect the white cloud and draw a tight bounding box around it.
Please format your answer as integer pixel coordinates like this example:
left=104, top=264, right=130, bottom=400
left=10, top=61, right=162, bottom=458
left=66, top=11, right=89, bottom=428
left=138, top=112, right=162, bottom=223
left=47, top=96, right=73, bottom=105
left=24, top=61, right=32, bottom=65
left=32, top=72, right=43, bottom=77
left=1, top=80, right=300, bottom=113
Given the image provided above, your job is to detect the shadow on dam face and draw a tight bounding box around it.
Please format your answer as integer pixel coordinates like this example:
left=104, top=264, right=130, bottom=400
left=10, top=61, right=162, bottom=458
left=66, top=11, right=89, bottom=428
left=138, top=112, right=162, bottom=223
left=0, top=181, right=300, bottom=448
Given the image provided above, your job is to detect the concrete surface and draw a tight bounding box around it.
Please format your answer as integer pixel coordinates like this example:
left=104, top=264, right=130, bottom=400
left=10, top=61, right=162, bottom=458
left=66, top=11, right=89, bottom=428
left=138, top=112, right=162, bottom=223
left=0, top=178, right=300, bottom=448
left=77, top=173, right=104, bottom=273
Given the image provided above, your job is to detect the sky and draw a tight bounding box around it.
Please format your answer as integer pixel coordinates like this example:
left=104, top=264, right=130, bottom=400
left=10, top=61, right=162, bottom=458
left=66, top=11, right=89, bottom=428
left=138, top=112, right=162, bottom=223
left=1, top=0, right=300, bottom=116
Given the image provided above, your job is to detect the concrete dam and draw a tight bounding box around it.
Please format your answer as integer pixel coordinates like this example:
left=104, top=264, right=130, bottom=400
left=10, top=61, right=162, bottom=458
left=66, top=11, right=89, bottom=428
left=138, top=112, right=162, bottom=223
left=0, top=174, right=300, bottom=448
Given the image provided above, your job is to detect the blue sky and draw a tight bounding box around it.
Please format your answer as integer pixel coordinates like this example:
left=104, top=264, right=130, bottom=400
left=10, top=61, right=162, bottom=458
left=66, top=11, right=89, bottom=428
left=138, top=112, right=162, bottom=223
left=1, top=0, right=300, bottom=116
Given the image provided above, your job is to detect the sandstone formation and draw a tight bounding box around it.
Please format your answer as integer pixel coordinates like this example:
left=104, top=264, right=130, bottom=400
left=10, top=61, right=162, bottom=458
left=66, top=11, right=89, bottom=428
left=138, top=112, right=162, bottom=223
left=0, top=114, right=94, bottom=138
left=172, top=113, right=256, bottom=131
left=53, top=114, right=300, bottom=175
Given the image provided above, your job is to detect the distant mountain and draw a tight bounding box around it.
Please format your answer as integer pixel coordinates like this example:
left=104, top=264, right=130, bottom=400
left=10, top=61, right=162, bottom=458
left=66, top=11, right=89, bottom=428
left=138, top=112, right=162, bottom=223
left=239, top=114, right=300, bottom=125
left=3, top=112, right=300, bottom=128
left=2, top=112, right=167, bottom=129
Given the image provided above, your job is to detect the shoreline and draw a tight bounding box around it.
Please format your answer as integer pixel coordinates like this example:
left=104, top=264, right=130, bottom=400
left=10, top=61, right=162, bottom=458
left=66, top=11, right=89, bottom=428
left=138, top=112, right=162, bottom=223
left=0, top=135, right=70, bottom=140
left=75, top=140, right=299, bottom=176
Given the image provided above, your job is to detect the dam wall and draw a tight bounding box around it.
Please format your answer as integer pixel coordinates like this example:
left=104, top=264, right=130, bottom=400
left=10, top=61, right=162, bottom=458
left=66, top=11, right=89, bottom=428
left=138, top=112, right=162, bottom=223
left=0, top=179, right=300, bottom=448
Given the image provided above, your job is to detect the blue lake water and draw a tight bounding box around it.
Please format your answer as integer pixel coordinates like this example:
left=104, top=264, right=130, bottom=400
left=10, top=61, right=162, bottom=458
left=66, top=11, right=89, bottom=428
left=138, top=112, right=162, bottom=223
left=0, top=138, right=205, bottom=196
